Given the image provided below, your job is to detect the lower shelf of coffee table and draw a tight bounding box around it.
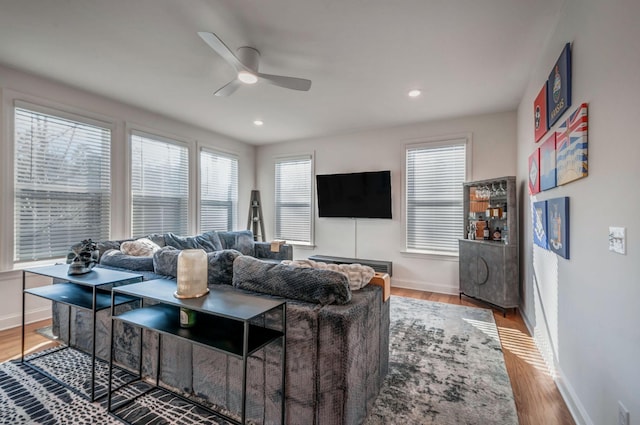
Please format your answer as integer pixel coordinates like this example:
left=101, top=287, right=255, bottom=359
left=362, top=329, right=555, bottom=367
left=25, top=282, right=137, bottom=311
left=114, top=303, right=283, bottom=357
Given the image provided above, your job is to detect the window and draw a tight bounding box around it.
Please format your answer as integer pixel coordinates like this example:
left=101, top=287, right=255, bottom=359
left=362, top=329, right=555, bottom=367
left=14, top=104, right=111, bottom=262
left=274, top=155, right=313, bottom=244
left=131, top=131, right=189, bottom=237
left=200, top=149, right=238, bottom=231
left=406, top=138, right=467, bottom=254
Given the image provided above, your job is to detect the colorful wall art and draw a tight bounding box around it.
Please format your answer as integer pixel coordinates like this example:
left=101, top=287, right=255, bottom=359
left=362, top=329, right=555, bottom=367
left=547, top=43, right=572, bottom=126
left=539, top=132, right=557, bottom=191
left=534, top=82, right=548, bottom=142
left=557, top=103, right=588, bottom=185
left=547, top=197, right=570, bottom=259
left=532, top=200, right=548, bottom=249
left=528, top=149, right=540, bottom=194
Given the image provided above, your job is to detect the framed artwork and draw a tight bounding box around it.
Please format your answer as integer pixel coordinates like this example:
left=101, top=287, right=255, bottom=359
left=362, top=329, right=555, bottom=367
left=547, top=43, right=572, bottom=126
left=534, top=82, right=548, bottom=142
left=532, top=200, right=548, bottom=249
left=547, top=197, right=569, bottom=259
left=557, top=103, right=588, bottom=185
left=539, top=132, right=557, bottom=191
left=528, top=149, right=540, bottom=195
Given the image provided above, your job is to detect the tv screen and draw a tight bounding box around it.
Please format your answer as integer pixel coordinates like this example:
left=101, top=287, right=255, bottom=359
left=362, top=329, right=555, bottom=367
left=316, top=170, right=392, bottom=219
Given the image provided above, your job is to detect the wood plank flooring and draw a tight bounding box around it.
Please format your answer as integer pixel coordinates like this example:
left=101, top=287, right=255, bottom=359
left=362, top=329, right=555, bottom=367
left=1, top=289, right=575, bottom=424
left=0, top=319, right=59, bottom=362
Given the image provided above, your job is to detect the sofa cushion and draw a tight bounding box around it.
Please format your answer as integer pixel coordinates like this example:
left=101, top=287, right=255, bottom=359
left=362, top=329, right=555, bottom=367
left=281, top=259, right=375, bottom=291
left=164, top=230, right=223, bottom=252
left=120, top=237, right=161, bottom=257
left=217, top=230, right=255, bottom=256
left=100, top=249, right=154, bottom=271
left=232, top=256, right=351, bottom=305
left=153, top=246, right=241, bottom=285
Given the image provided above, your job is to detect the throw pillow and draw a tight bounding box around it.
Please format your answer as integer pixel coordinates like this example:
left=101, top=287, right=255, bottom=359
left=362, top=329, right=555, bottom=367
left=232, top=256, right=351, bottom=305
left=281, top=259, right=375, bottom=291
left=100, top=249, right=154, bottom=271
left=217, top=230, right=255, bottom=256
left=120, top=237, right=161, bottom=257
left=153, top=246, right=180, bottom=277
left=152, top=246, right=241, bottom=285
left=164, top=231, right=223, bottom=252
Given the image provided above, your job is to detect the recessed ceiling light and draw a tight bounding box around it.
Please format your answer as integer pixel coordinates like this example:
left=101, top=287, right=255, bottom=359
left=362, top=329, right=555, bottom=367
left=238, top=71, right=258, bottom=84
left=408, top=89, right=422, bottom=98
left=253, top=120, right=264, bottom=126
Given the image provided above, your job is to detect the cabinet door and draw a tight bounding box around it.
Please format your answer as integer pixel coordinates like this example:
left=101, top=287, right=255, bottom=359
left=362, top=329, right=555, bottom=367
left=459, top=241, right=488, bottom=298
left=476, top=243, right=506, bottom=305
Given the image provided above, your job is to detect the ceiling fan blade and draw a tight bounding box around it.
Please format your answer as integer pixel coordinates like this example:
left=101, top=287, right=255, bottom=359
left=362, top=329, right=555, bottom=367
left=258, top=73, right=312, bottom=91
left=197, top=31, right=248, bottom=73
left=214, top=79, right=242, bottom=97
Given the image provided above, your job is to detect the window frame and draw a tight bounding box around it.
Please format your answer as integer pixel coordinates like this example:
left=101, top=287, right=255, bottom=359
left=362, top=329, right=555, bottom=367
left=129, top=129, right=192, bottom=238
left=274, top=153, right=315, bottom=246
left=402, top=134, right=472, bottom=257
left=197, top=146, right=239, bottom=233
left=11, top=100, right=114, bottom=265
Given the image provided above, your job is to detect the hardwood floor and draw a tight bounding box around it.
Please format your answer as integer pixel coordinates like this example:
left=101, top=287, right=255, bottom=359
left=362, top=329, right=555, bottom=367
left=0, top=319, right=59, bottom=362
left=392, top=287, right=575, bottom=425
left=1, top=290, right=575, bottom=424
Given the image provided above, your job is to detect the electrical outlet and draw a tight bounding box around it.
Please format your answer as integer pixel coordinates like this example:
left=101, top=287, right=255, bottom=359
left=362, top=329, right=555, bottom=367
left=618, top=401, right=629, bottom=425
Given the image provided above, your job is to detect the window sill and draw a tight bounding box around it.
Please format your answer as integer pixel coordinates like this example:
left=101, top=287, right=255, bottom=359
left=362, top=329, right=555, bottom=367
left=400, top=250, right=459, bottom=261
left=12, top=257, right=67, bottom=272
left=285, top=242, right=316, bottom=249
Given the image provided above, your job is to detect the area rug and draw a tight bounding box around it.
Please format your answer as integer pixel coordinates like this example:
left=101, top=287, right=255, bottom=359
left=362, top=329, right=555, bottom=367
left=0, top=296, right=517, bottom=424
left=365, top=296, right=518, bottom=425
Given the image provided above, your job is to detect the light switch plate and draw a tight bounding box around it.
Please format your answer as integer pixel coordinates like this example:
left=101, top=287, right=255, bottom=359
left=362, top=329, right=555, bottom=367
left=609, top=227, right=626, bottom=255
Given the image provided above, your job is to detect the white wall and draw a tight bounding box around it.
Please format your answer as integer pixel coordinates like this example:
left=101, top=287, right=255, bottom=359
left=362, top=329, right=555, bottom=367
left=0, top=64, right=255, bottom=330
left=516, top=0, right=640, bottom=424
left=256, top=111, right=517, bottom=293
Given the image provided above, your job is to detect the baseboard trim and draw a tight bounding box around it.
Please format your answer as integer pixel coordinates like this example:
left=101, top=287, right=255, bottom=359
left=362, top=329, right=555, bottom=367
left=391, top=278, right=458, bottom=295
left=520, top=302, right=593, bottom=425
left=554, top=369, right=593, bottom=425
left=0, top=307, right=51, bottom=331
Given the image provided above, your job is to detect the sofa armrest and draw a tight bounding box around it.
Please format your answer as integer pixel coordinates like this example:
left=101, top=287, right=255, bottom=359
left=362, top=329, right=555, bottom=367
left=254, top=242, right=293, bottom=261
left=368, top=272, right=390, bottom=302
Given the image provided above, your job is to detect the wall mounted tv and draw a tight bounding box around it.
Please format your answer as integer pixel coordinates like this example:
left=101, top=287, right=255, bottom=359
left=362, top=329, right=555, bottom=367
left=316, top=170, right=392, bottom=219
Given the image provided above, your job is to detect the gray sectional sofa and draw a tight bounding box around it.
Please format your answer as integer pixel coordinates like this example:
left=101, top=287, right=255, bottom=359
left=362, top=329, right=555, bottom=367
left=52, top=230, right=390, bottom=425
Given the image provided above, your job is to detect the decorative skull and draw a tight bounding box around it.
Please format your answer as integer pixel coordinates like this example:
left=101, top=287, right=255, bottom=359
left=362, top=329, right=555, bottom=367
left=66, top=239, right=99, bottom=275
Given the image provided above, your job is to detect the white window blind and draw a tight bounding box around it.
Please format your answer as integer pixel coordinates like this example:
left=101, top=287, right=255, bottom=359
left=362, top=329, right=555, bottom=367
left=275, top=156, right=313, bottom=244
left=14, top=105, right=111, bottom=262
left=131, top=132, right=189, bottom=237
left=406, top=140, right=466, bottom=254
left=200, top=149, right=238, bottom=232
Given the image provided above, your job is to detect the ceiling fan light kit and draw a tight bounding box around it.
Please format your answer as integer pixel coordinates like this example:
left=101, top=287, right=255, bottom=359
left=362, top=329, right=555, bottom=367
left=197, top=31, right=312, bottom=96
left=238, top=71, right=258, bottom=84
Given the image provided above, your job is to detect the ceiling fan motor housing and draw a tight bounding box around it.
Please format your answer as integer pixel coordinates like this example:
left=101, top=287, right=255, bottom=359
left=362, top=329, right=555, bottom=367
left=236, top=46, right=260, bottom=72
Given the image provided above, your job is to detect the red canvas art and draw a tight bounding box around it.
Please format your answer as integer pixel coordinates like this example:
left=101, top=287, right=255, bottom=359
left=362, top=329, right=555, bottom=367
left=534, top=83, right=548, bottom=142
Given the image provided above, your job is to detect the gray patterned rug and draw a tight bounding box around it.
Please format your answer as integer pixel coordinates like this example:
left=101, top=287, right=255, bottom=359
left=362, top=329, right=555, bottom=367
left=0, top=296, right=517, bottom=424
left=366, top=296, right=518, bottom=424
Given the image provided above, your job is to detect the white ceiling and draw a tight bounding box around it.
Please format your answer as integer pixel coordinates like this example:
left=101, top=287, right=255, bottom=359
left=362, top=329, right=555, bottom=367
left=0, top=0, right=561, bottom=145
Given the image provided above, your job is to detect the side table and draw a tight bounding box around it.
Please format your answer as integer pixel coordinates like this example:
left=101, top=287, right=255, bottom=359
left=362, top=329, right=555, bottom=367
left=108, top=279, right=286, bottom=425
left=21, top=264, right=143, bottom=401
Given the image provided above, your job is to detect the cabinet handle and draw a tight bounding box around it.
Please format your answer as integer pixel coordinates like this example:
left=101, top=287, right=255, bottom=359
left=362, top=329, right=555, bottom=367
left=475, top=257, right=489, bottom=285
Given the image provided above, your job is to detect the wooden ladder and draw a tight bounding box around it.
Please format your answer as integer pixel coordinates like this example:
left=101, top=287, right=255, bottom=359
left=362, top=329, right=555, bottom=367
left=247, top=190, right=265, bottom=241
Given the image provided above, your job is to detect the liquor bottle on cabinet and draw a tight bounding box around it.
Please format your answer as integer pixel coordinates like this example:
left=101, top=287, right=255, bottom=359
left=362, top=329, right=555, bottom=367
left=459, top=176, right=519, bottom=315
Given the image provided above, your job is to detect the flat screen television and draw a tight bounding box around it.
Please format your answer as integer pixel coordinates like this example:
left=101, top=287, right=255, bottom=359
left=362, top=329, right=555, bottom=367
left=316, top=170, right=392, bottom=219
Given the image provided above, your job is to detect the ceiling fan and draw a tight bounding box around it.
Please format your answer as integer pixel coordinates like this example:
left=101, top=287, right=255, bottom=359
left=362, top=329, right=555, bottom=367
left=197, top=31, right=312, bottom=97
